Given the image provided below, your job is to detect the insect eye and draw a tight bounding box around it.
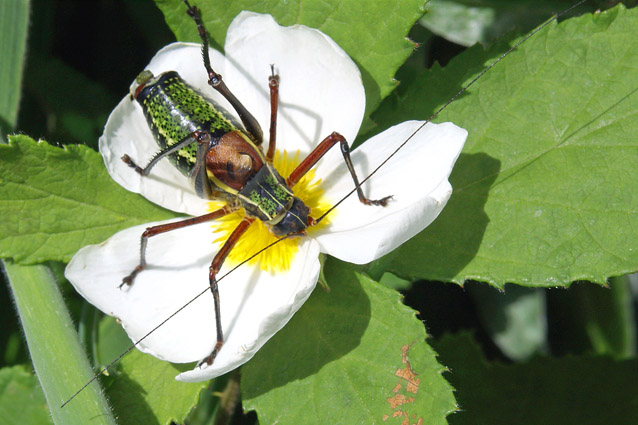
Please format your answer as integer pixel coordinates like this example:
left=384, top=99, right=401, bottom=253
left=194, top=131, right=211, bottom=143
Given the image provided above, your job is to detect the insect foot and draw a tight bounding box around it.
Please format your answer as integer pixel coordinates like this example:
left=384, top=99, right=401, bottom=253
left=363, top=195, right=393, bottom=207
left=120, top=154, right=144, bottom=175
left=197, top=340, right=223, bottom=368
left=119, top=267, right=142, bottom=289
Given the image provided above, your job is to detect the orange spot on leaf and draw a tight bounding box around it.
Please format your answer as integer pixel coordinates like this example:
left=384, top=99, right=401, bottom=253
left=395, top=344, right=420, bottom=394
left=406, top=380, right=419, bottom=394
left=383, top=344, right=424, bottom=424
left=386, top=394, right=415, bottom=409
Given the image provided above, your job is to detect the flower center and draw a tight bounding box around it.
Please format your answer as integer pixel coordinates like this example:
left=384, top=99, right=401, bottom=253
left=208, top=150, right=331, bottom=272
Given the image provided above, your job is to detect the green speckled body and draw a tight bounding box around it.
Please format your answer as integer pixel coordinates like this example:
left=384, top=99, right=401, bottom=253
left=240, top=165, right=293, bottom=221
left=136, top=71, right=237, bottom=176
left=239, top=164, right=309, bottom=236
left=133, top=69, right=310, bottom=236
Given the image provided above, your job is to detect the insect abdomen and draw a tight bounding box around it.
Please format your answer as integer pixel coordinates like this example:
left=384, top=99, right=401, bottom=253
left=135, top=71, right=237, bottom=175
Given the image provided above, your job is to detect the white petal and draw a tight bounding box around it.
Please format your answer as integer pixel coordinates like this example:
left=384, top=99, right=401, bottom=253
left=312, top=121, right=467, bottom=263
left=65, top=218, right=320, bottom=379
left=66, top=219, right=219, bottom=362
left=224, top=12, right=366, bottom=154
left=177, top=237, right=321, bottom=382
left=100, top=43, right=235, bottom=216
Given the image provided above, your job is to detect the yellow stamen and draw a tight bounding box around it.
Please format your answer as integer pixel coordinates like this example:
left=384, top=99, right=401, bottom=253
left=208, top=150, right=331, bottom=273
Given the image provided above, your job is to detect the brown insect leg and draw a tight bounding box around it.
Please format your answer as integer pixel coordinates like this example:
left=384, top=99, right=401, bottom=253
left=198, top=216, right=255, bottom=367
left=266, top=66, right=280, bottom=163
left=286, top=132, right=392, bottom=206
left=121, top=205, right=236, bottom=288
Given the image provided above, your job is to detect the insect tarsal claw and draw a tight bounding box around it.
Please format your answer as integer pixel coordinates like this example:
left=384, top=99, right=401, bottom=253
left=369, top=195, right=394, bottom=207
left=197, top=341, right=223, bottom=368
left=121, top=154, right=144, bottom=175
left=119, top=274, right=135, bottom=289
left=120, top=263, right=146, bottom=289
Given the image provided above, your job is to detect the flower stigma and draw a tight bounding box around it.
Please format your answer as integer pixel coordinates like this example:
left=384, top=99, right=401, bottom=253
left=209, top=150, right=332, bottom=272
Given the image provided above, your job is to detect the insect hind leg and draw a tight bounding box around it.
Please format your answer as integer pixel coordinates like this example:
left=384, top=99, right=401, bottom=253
left=197, top=216, right=255, bottom=367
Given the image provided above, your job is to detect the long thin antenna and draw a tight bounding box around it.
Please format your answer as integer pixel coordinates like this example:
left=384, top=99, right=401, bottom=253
left=62, top=0, right=590, bottom=408
left=317, top=0, right=589, bottom=223
left=60, top=234, right=292, bottom=407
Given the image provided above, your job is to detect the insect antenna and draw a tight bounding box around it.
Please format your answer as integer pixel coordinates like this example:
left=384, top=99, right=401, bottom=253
left=62, top=0, right=590, bottom=408
left=317, top=0, right=589, bottom=224
left=61, top=234, right=294, bottom=408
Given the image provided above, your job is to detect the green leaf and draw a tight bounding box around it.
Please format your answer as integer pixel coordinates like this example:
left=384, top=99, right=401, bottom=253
left=0, top=0, right=29, bottom=139
left=420, top=0, right=589, bottom=46
left=105, top=347, right=207, bottom=425
left=4, top=261, right=116, bottom=425
left=158, top=0, right=425, bottom=116
left=0, top=365, right=53, bottom=425
left=242, top=259, right=456, bottom=425
left=0, top=135, right=176, bottom=264
left=379, top=271, right=413, bottom=291
left=372, top=4, right=638, bottom=287
left=432, top=332, right=638, bottom=424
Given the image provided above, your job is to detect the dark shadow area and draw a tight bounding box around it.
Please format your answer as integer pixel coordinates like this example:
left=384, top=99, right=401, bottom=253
left=0, top=263, right=30, bottom=368
left=466, top=283, right=543, bottom=338
left=546, top=279, right=637, bottom=357
left=547, top=282, right=600, bottom=356
left=403, top=280, right=507, bottom=362
left=19, top=0, right=174, bottom=148
left=432, top=332, right=638, bottom=425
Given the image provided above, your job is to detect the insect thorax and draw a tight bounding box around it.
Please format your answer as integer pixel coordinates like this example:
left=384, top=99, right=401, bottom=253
left=134, top=70, right=237, bottom=176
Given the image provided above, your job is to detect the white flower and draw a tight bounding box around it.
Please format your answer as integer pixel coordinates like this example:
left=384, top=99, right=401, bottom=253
left=64, top=12, right=467, bottom=382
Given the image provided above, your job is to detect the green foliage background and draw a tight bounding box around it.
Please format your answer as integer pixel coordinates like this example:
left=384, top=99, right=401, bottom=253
left=1, top=0, right=637, bottom=424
